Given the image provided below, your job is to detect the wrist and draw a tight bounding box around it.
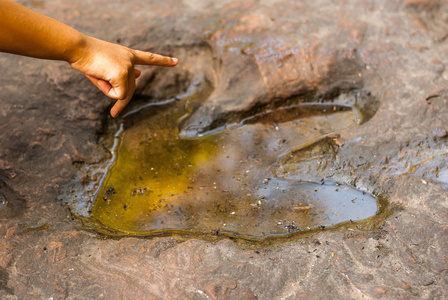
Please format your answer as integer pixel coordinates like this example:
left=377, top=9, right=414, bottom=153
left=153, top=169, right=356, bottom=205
left=64, top=32, right=90, bottom=64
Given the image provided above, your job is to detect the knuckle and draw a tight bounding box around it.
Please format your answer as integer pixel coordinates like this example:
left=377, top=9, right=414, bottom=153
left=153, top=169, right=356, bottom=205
left=112, top=70, right=125, bottom=82
left=147, top=52, right=156, bottom=61
left=115, top=90, right=126, bottom=100
left=118, top=67, right=130, bottom=78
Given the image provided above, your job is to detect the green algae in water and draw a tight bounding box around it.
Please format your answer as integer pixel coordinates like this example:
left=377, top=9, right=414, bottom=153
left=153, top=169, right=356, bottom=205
left=91, top=101, right=380, bottom=239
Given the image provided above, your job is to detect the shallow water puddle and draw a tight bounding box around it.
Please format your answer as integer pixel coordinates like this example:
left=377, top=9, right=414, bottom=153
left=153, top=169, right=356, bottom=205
left=91, top=100, right=380, bottom=239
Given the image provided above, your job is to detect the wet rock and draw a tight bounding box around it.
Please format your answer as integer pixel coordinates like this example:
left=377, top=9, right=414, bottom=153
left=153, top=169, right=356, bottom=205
left=0, top=179, right=26, bottom=220
left=274, top=138, right=339, bottom=182
left=178, top=3, right=375, bottom=137
left=431, top=127, right=447, bottom=137
left=1, top=0, right=448, bottom=298
left=0, top=267, right=14, bottom=296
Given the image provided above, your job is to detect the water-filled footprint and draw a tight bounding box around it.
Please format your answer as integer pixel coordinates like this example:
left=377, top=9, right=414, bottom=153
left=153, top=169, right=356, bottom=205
left=89, top=96, right=382, bottom=239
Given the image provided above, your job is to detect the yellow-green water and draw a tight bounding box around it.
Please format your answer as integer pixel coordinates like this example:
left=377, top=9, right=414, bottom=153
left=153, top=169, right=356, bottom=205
left=91, top=100, right=381, bottom=239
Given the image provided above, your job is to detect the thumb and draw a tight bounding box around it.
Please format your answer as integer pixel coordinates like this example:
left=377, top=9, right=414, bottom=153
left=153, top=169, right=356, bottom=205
left=131, top=50, right=178, bottom=66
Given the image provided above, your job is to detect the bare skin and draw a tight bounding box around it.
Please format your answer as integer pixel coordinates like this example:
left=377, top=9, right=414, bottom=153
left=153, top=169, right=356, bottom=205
left=0, top=0, right=178, bottom=117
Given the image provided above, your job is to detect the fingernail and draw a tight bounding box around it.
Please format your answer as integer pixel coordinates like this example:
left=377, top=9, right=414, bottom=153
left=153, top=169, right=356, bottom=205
left=172, top=58, right=178, bottom=64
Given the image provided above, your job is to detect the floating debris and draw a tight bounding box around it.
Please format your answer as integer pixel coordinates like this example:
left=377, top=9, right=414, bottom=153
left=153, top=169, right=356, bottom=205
left=89, top=101, right=381, bottom=239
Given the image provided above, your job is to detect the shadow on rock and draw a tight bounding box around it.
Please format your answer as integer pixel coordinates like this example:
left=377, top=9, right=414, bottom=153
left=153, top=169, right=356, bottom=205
left=175, top=2, right=383, bottom=138
left=0, top=175, right=27, bottom=220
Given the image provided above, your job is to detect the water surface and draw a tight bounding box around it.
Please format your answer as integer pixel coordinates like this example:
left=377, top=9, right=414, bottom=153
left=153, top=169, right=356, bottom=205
left=90, top=100, right=381, bottom=239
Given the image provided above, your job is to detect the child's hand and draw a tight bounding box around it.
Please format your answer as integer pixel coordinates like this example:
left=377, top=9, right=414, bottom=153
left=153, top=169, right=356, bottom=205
left=0, top=0, right=178, bottom=117
left=69, top=37, right=178, bottom=117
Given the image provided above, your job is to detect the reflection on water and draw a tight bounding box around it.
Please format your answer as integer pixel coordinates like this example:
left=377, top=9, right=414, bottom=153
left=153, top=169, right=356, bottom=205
left=90, top=99, right=380, bottom=239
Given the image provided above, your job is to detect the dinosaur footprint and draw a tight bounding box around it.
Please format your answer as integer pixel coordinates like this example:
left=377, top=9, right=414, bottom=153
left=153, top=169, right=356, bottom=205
left=89, top=97, right=381, bottom=239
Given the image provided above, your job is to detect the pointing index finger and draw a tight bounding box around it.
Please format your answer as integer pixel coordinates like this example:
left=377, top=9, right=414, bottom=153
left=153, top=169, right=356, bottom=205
left=132, top=50, right=178, bottom=66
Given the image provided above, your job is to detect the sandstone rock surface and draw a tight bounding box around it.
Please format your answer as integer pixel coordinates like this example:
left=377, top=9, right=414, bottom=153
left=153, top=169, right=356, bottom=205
left=1, top=0, right=447, bottom=299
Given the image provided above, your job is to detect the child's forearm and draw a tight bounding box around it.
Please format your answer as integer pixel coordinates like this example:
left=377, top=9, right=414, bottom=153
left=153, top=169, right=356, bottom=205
left=0, top=0, right=86, bottom=63
left=0, top=0, right=178, bottom=118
